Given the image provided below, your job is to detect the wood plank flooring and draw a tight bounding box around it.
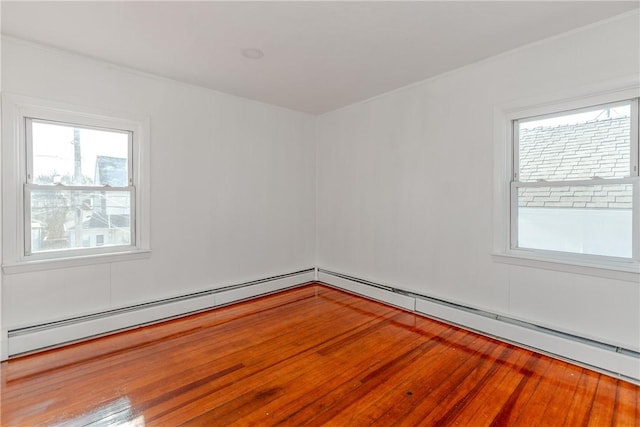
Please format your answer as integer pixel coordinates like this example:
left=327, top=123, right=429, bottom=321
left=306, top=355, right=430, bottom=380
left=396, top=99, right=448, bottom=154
left=1, top=284, right=638, bottom=426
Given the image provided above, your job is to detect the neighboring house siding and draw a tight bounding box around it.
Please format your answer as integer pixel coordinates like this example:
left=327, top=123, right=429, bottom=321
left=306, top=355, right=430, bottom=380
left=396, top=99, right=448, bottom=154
left=518, top=117, right=631, bottom=209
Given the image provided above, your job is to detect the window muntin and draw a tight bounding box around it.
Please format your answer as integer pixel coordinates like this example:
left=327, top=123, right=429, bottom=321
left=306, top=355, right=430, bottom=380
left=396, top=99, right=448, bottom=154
left=25, top=118, right=135, bottom=255
left=511, top=99, right=638, bottom=260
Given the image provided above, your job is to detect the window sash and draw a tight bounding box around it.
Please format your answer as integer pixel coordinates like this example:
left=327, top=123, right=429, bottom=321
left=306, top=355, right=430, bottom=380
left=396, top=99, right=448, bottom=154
left=1, top=93, right=150, bottom=271
left=24, top=115, right=135, bottom=258
left=512, top=98, right=639, bottom=183
left=24, top=185, right=136, bottom=257
left=512, top=177, right=638, bottom=188
left=515, top=99, right=634, bottom=127
left=25, top=117, right=134, bottom=187
left=510, top=98, right=639, bottom=261
left=510, top=178, right=638, bottom=260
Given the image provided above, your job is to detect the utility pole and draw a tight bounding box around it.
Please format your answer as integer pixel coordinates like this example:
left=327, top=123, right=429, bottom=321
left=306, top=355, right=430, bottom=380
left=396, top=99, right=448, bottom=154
left=74, top=128, right=82, bottom=183
left=73, top=128, right=83, bottom=246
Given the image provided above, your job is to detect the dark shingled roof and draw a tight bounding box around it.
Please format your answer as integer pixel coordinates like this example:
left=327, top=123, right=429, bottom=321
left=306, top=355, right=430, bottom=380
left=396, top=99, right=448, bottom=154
left=518, top=116, right=631, bottom=209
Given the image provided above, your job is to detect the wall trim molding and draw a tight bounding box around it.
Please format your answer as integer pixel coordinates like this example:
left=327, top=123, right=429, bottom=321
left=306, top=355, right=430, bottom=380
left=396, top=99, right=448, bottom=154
left=5, top=268, right=315, bottom=358
left=317, top=268, right=640, bottom=384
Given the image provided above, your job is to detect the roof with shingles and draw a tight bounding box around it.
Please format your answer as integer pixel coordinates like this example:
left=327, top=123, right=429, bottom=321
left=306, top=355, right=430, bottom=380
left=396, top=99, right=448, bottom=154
left=518, top=116, right=632, bottom=209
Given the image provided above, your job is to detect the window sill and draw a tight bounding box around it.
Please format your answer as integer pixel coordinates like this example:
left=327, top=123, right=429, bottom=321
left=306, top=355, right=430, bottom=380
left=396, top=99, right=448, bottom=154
left=2, top=249, right=152, bottom=275
left=491, top=251, right=640, bottom=283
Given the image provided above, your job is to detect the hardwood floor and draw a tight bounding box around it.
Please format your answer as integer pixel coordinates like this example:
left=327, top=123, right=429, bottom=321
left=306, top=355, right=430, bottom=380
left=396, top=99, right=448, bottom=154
left=1, top=284, right=638, bottom=426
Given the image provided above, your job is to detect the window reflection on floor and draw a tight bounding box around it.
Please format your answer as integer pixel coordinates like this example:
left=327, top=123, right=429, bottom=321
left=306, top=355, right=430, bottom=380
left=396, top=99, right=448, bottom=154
left=51, top=396, right=145, bottom=427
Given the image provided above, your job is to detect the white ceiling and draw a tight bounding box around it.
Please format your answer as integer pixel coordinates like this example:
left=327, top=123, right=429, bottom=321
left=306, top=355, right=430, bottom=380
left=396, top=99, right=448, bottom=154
left=2, top=1, right=638, bottom=114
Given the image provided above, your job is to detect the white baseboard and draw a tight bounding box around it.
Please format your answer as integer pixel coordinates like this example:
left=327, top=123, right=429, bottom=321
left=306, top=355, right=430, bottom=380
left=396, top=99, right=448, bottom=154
left=6, top=268, right=315, bottom=358
left=318, top=269, right=640, bottom=383
left=317, top=272, right=416, bottom=311
left=8, top=266, right=639, bottom=384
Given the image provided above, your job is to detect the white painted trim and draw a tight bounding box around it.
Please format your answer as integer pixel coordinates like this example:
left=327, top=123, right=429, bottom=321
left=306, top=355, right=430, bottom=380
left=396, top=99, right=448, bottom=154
left=318, top=269, right=640, bottom=383
left=5, top=269, right=315, bottom=358
left=413, top=298, right=640, bottom=383
left=501, top=83, right=640, bottom=124
left=314, top=117, right=320, bottom=274
left=635, top=178, right=640, bottom=261
left=319, top=273, right=415, bottom=312
left=493, top=78, right=640, bottom=276
left=632, top=100, right=640, bottom=259
left=8, top=293, right=215, bottom=357
left=0, top=319, right=5, bottom=363
left=491, top=251, right=639, bottom=282
left=1, top=93, right=152, bottom=270
left=2, top=249, right=152, bottom=275
left=0, top=26, right=4, bottom=361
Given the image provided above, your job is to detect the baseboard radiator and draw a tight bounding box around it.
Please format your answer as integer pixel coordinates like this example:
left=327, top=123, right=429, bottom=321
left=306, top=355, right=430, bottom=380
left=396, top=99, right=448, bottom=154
left=6, top=268, right=316, bottom=358
left=317, top=268, right=640, bottom=384
left=7, top=267, right=639, bottom=384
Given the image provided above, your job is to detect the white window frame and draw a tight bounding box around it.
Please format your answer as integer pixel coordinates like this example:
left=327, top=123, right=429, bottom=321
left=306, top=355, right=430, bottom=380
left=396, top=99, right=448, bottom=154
left=2, top=94, right=151, bottom=273
left=492, top=80, right=640, bottom=281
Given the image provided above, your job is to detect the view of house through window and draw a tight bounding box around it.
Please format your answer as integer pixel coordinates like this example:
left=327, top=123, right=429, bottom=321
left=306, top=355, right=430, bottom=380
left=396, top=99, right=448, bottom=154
left=27, top=119, right=133, bottom=254
left=513, top=101, right=636, bottom=259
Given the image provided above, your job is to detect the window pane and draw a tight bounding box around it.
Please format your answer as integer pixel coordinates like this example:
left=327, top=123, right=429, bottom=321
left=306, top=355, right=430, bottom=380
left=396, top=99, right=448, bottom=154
left=30, top=189, right=131, bottom=253
left=516, top=184, right=632, bottom=258
left=31, top=120, right=129, bottom=186
left=518, top=104, right=631, bottom=182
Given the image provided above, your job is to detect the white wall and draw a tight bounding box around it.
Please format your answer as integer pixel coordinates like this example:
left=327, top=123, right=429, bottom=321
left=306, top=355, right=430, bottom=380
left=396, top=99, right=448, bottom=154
left=1, top=38, right=316, bottom=332
left=317, top=13, right=640, bottom=351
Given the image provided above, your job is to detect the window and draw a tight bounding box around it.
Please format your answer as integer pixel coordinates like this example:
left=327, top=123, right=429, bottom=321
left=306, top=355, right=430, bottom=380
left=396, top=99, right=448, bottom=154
left=2, top=95, right=150, bottom=270
left=26, top=119, right=133, bottom=254
left=510, top=98, right=639, bottom=262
